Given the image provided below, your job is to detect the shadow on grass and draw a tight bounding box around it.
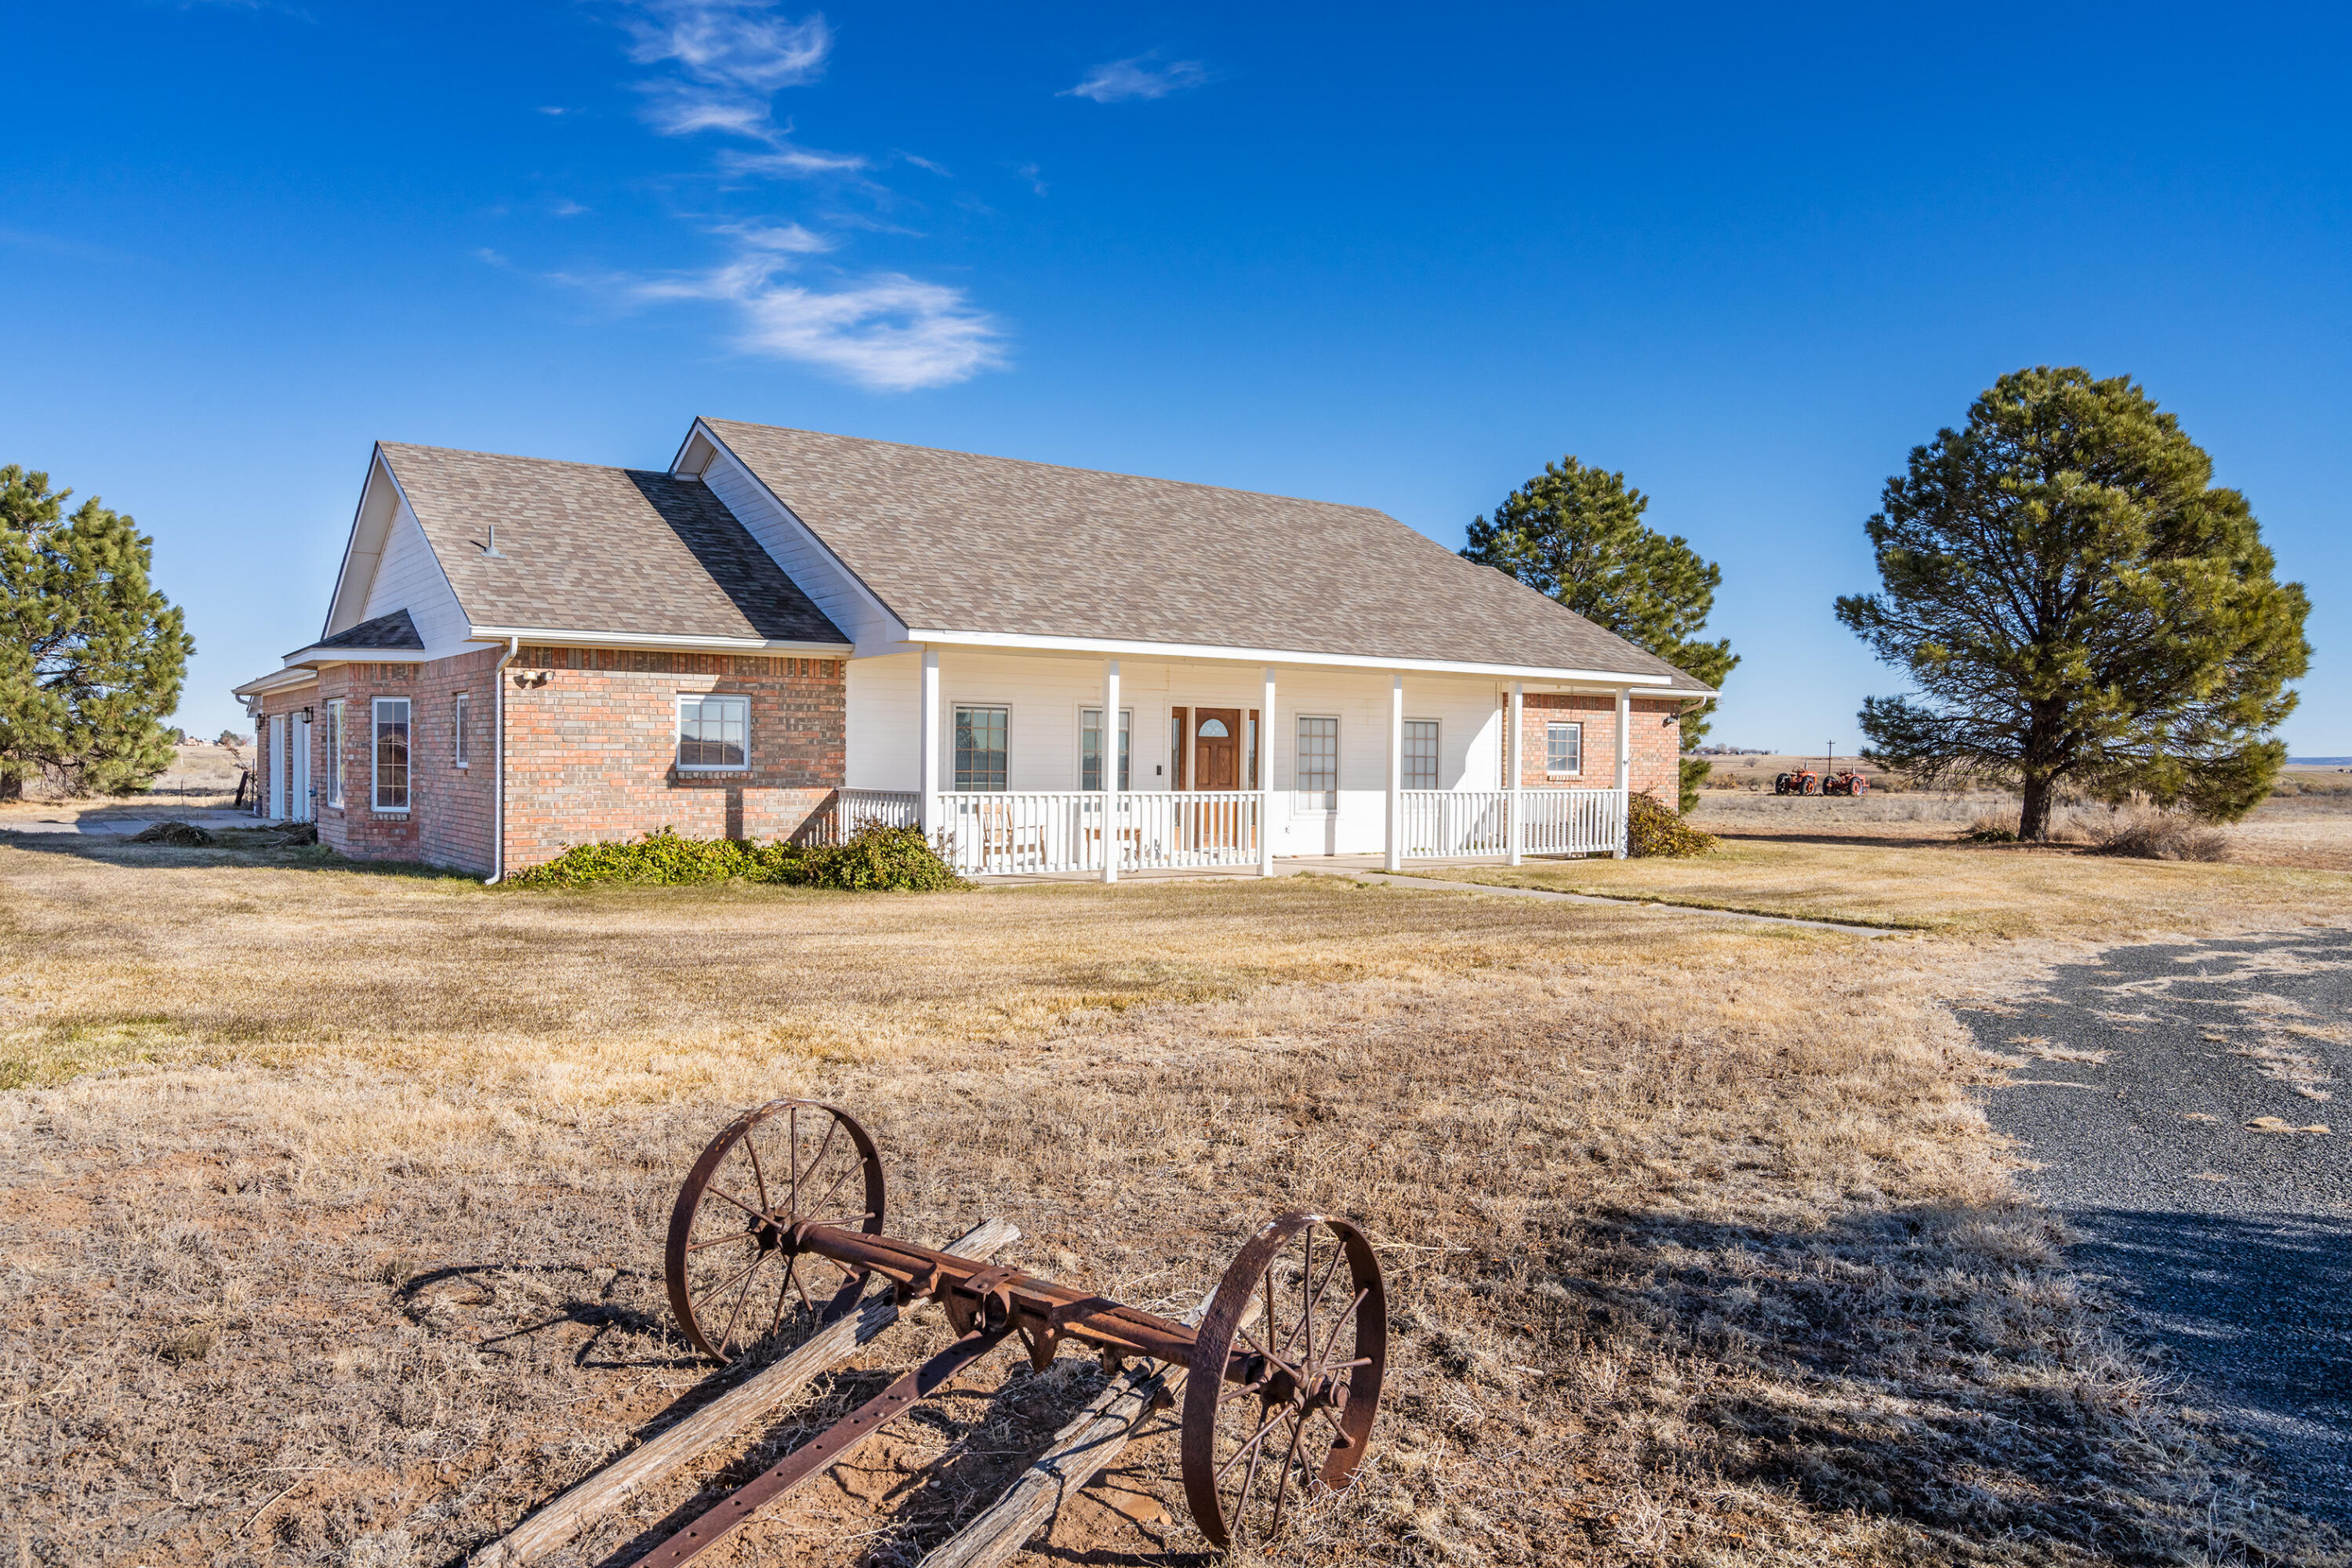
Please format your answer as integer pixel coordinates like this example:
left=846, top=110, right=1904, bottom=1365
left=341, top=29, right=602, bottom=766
left=1515, top=1201, right=2352, bottom=1562
left=0, top=825, right=483, bottom=882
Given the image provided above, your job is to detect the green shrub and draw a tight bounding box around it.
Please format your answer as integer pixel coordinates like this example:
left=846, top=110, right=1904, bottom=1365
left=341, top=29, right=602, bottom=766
left=796, top=821, right=964, bottom=891
left=506, top=822, right=963, bottom=891
left=1627, top=793, right=1717, bottom=857
left=506, top=827, right=797, bottom=888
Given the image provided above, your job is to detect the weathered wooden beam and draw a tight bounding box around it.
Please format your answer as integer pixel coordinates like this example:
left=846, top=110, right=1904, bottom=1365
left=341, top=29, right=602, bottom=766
left=916, top=1292, right=1242, bottom=1568
left=471, top=1217, right=1020, bottom=1568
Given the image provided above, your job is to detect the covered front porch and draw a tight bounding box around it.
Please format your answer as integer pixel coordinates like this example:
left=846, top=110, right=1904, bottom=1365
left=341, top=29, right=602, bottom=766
left=829, top=645, right=1657, bottom=880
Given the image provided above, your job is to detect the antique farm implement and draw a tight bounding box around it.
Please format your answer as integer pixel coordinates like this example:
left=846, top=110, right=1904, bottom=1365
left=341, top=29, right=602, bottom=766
left=626, top=1097, right=1388, bottom=1563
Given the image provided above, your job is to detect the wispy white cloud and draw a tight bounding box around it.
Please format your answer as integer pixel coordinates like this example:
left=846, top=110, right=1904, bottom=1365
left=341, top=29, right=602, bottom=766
left=1011, top=162, right=1047, bottom=197
left=622, top=0, right=830, bottom=143
left=715, top=143, right=869, bottom=177
left=717, top=220, right=835, bottom=253
left=1062, top=54, right=1207, bottom=103
left=630, top=259, right=1003, bottom=390
left=569, top=0, right=1007, bottom=390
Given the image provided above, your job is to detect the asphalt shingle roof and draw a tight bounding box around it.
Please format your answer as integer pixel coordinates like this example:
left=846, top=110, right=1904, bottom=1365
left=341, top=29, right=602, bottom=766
left=309, top=608, right=422, bottom=652
left=376, top=443, right=848, bottom=647
left=702, top=419, right=1708, bottom=688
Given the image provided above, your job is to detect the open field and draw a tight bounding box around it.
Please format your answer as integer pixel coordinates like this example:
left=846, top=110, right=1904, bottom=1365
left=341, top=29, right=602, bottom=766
left=3, top=830, right=2350, bottom=1566
left=0, top=742, right=249, bottom=820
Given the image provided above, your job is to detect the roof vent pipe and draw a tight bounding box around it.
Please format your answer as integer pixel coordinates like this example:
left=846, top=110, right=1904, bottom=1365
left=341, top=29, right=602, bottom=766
left=481, top=523, right=505, bottom=557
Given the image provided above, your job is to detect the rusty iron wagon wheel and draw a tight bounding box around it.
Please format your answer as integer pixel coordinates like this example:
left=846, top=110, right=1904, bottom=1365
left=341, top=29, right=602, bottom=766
left=664, top=1098, right=887, bottom=1363
left=1180, top=1211, right=1387, bottom=1551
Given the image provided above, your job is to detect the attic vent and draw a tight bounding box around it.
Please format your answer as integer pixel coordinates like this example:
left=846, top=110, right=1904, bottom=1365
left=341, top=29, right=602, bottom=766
left=481, top=523, right=506, bottom=558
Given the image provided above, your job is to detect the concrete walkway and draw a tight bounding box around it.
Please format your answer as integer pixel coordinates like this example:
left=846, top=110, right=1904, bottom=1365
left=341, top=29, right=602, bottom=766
left=1973, top=931, right=2352, bottom=1528
left=0, top=809, right=256, bottom=837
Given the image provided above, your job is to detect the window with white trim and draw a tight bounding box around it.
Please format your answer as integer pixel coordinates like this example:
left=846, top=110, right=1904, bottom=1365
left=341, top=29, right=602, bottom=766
left=1080, top=707, right=1131, bottom=790
left=453, top=692, right=470, bottom=768
left=677, top=694, right=750, bottom=770
left=954, top=705, right=1007, bottom=791
left=1547, top=720, right=1582, bottom=777
left=1403, top=720, right=1439, bottom=790
left=372, top=697, right=411, bottom=811
left=1295, top=716, right=1338, bottom=809
left=326, top=699, right=345, bottom=808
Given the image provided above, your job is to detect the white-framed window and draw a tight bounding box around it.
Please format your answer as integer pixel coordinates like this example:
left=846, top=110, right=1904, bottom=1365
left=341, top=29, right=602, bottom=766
left=1080, top=707, right=1131, bottom=791
left=954, top=704, right=1008, bottom=791
left=1547, top=720, right=1583, bottom=777
left=677, top=694, right=750, bottom=771
left=1295, top=716, right=1338, bottom=810
left=326, top=699, right=345, bottom=808
left=372, top=697, right=411, bottom=812
left=453, top=692, right=470, bottom=768
left=1404, top=720, right=1439, bottom=790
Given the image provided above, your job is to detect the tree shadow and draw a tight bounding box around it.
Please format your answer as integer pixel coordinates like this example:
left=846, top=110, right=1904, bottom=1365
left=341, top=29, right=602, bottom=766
left=1532, top=1200, right=2352, bottom=1559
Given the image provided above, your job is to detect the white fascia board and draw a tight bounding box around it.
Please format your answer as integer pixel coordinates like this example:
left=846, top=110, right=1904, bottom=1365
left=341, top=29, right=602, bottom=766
left=278, top=648, right=437, bottom=667
left=895, top=626, right=1696, bottom=689
left=231, top=667, right=322, bottom=699
left=466, top=624, right=854, bottom=655
left=680, top=418, right=909, bottom=642
left=321, top=446, right=396, bottom=640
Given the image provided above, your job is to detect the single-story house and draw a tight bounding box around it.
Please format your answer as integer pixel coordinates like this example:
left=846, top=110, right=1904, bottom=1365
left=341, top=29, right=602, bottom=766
left=232, top=419, right=1713, bottom=880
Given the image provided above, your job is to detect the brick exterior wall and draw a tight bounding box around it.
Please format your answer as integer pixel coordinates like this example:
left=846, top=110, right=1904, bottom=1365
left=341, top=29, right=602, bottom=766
left=1510, top=692, right=1682, bottom=804
left=250, top=646, right=844, bottom=874
left=500, top=647, right=844, bottom=874
left=249, top=649, right=502, bottom=870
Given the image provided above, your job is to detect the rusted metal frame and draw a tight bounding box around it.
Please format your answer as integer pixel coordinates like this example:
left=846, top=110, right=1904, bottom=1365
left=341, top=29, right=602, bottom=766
left=632, top=1323, right=1015, bottom=1567
left=795, top=1225, right=1220, bottom=1370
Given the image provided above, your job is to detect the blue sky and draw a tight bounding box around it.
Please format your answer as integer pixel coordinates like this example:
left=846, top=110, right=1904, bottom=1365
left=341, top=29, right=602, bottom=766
left=5, top=1, right=2347, bottom=753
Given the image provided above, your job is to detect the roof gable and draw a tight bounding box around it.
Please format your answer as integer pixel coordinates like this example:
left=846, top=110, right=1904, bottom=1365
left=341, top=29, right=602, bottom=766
left=310, top=608, right=423, bottom=653
left=373, top=443, right=848, bottom=648
left=697, top=419, right=1705, bottom=688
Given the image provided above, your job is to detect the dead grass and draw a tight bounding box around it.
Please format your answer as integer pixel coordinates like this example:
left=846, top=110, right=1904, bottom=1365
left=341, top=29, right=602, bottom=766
left=1404, top=833, right=2349, bottom=939
left=2, top=833, right=2348, bottom=1566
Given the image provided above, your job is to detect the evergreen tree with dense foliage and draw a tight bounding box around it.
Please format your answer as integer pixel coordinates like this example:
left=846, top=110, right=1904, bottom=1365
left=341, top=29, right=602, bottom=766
left=0, top=466, right=194, bottom=799
left=1837, top=368, right=2309, bottom=840
left=1461, top=456, right=1736, bottom=808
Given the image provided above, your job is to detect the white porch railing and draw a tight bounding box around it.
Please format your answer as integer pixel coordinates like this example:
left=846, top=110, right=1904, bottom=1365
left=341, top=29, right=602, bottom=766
left=1520, top=786, right=1627, bottom=855
left=1398, top=789, right=1512, bottom=857
left=1398, top=787, right=1627, bottom=859
left=800, top=787, right=922, bottom=845
left=934, top=791, right=1262, bottom=877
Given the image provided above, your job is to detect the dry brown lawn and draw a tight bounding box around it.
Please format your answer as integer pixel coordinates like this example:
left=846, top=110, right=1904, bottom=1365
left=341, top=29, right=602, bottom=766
left=3, top=828, right=2349, bottom=1568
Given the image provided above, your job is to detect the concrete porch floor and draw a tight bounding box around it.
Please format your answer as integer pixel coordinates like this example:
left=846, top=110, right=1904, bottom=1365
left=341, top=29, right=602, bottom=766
left=968, top=851, right=1605, bottom=886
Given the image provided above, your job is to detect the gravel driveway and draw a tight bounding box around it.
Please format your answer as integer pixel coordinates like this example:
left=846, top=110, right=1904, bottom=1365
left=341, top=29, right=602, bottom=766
left=1973, top=929, right=2352, bottom=1527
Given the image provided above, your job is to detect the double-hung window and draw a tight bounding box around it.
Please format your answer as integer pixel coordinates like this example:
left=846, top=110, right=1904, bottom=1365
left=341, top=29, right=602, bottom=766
left=954, top=705, right=1007, bottom=790
left=1403, top=720, right=1439, bottom=791
left=1080, top=707, right=1131, bottom=790
left=453, top=693, right=470, bottom=768
left=1294, top=717, right=1338, bottom=810
left=326, top=699, right=345, bottom=808
left=372, top=697, right=411, bottom=811
left=1547, top=720, right=1583, bottom=777
left=677, top=695, right=750, bottom=770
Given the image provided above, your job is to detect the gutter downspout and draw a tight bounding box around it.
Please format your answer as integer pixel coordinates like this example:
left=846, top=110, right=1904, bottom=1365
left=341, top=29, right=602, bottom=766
left=482, top=637, right=520, bottom=884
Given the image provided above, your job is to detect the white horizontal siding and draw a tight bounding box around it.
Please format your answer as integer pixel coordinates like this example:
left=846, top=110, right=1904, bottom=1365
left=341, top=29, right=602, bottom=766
left=699, top=440, right=905, bottom=652
left=358, top=499, right=471, bottom=655
left=844, top=652, right=1512, bottom=857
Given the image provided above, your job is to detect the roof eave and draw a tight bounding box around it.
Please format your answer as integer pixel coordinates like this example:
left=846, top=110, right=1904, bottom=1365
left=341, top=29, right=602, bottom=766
left=895, top=626, right=1700, bottom=688
left=467, top=624, right=854, bottom=656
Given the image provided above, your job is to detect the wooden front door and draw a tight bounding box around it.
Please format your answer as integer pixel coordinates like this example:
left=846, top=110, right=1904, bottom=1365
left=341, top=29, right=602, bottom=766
left=1192, top=710, right=1241, bottom=790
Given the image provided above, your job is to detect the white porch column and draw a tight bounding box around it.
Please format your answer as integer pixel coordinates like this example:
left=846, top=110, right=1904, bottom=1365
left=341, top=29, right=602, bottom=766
left=918, top=647, right=940, bottom=836
left=1385, top=673, right=1404, bottom=872
left=1613, top=685, right=1632, bottom=858
left=1507, top=681, right=1524, bottom=866
left=1101, top=658, right=1121, bottom=884
left=1259, top=667, right=1277, bottom=877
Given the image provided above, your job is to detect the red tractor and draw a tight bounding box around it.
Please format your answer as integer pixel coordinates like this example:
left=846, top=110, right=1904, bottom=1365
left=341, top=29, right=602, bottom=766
left=1776, top=746, right=1871, bottom=797
left=1822, top=769, right=1870, bottom=796
left=1773, top=768, right=1820, bottom=795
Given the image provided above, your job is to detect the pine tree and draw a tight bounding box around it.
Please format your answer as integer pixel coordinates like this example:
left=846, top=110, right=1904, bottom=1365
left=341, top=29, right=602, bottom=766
left=1837, top=368, right=2309, bottom=840
left=1461, top=457, right=1737, bottom=808
left=0, top=466, right=194, bottom=799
